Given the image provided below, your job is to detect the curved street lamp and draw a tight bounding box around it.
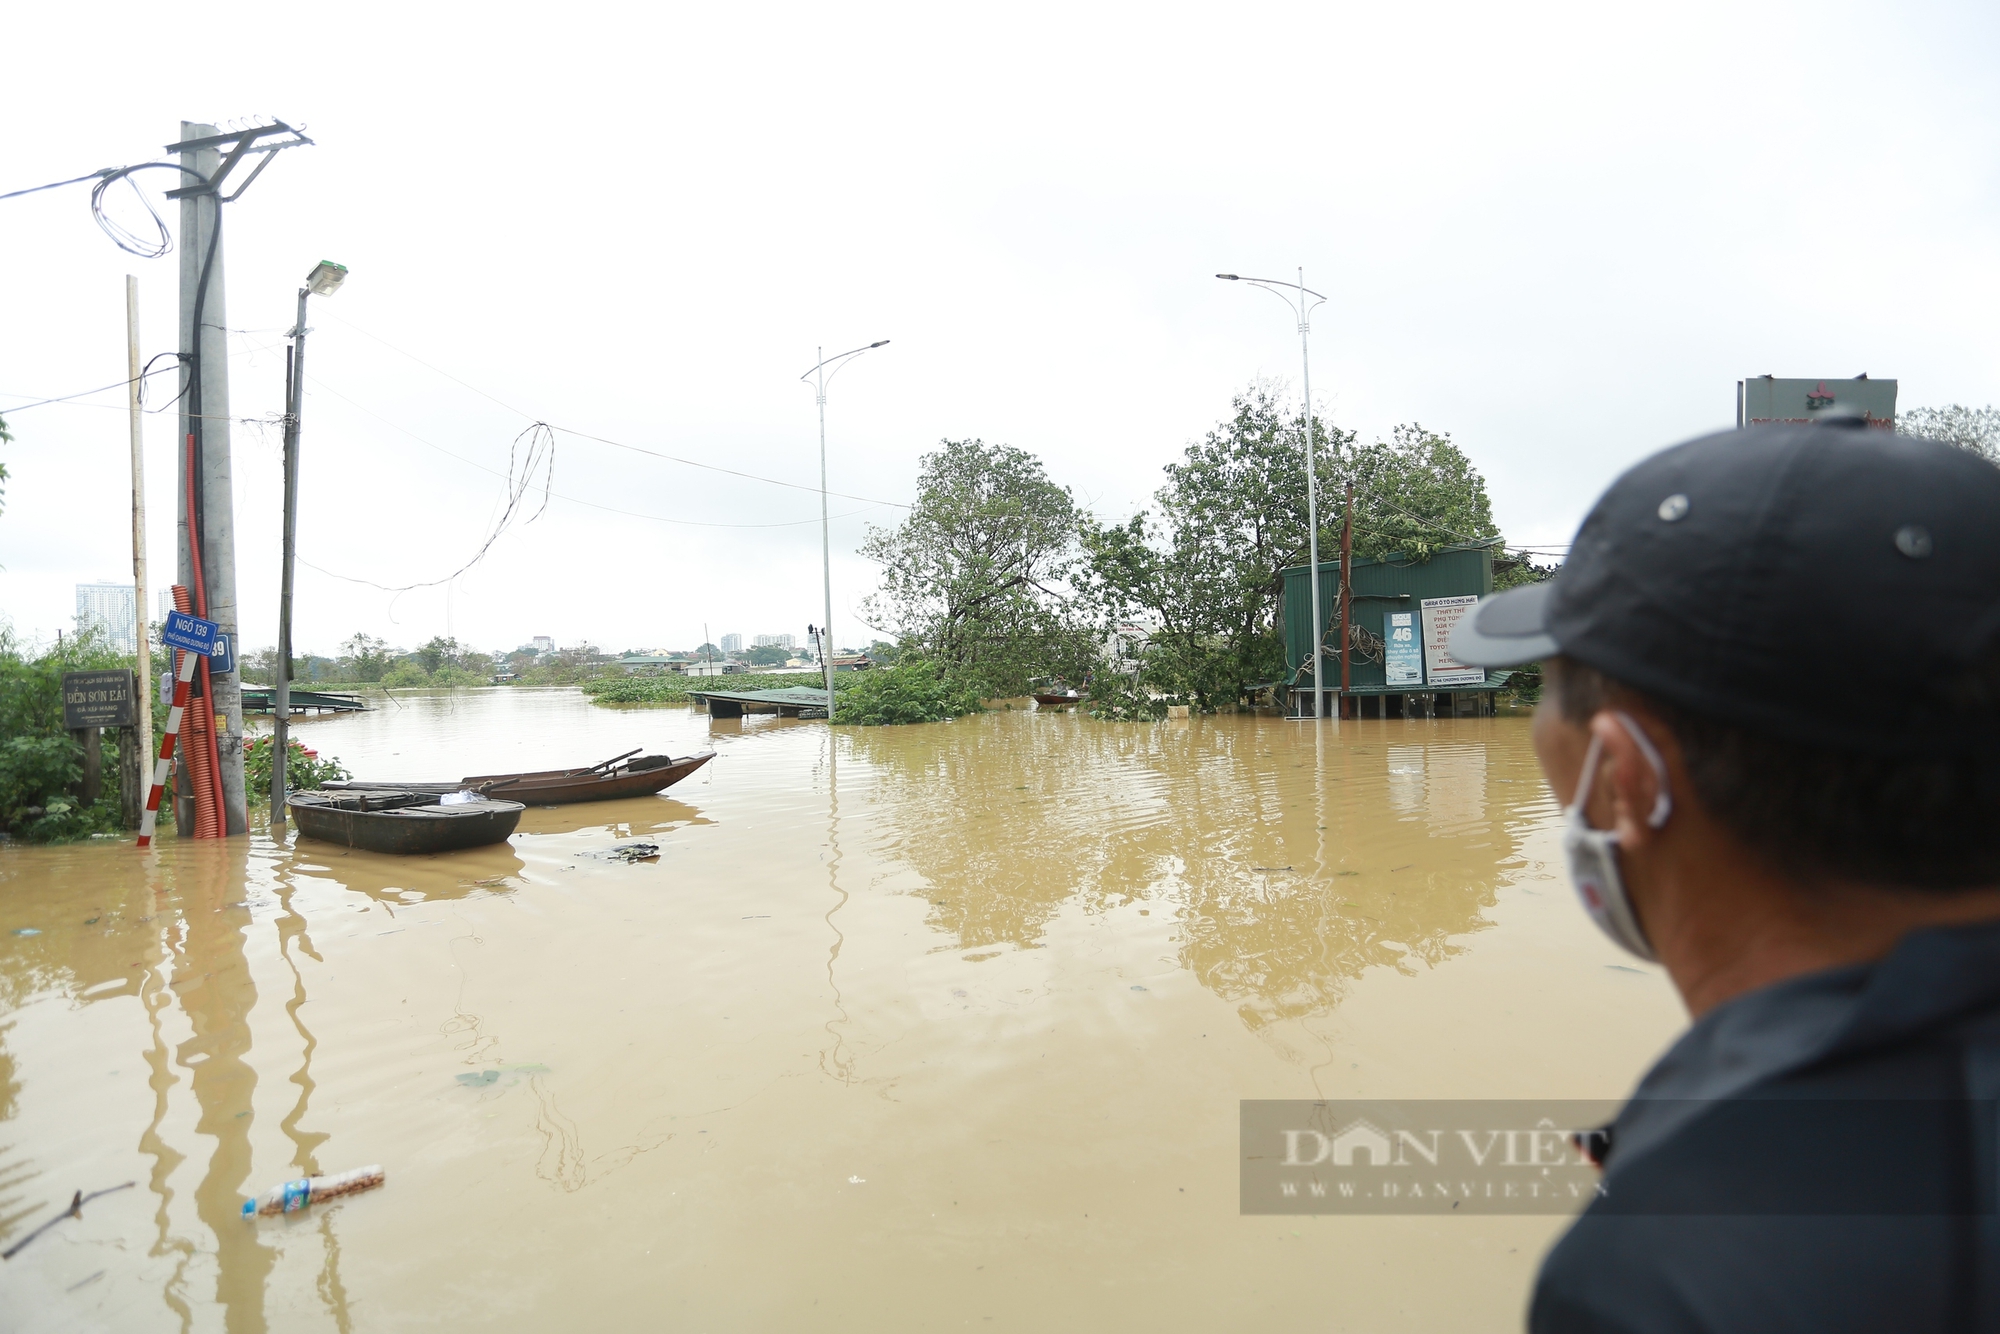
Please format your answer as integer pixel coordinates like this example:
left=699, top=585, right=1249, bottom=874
left=1217, top=270, right=1331, bottom=720
left=800, top=341, right=890, bottom=710
left=272, top=260, right=349, bottom=829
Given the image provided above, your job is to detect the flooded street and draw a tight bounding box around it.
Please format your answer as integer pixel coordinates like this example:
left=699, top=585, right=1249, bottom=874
left=0, top=690, right=1686, bottom=1331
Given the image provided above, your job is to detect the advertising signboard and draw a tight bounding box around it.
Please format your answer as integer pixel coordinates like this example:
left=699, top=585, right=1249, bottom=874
left=1419, top=596, right=1485, bottom=687
left=62, top=669, right=138, bottom=729
left=1383, top=611, right=1424, bottom=687
left=1739, top=377, right=1896, bottom=428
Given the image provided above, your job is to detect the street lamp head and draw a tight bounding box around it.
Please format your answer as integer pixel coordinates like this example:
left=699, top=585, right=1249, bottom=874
left=869, top=340, right=890, bottom=348
left=1216, top=273, right=1240, bottom=281
left=305, top=260, right=348, bottom=297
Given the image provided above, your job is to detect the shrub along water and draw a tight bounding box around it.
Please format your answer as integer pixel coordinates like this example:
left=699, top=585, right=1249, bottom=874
left=584, top=671, right=831, bottom=705
left=0, top=625, right=145, bottom=841
left=832, top=661, right=983, bottom=726
left=244, top=736, right=352, bottom=805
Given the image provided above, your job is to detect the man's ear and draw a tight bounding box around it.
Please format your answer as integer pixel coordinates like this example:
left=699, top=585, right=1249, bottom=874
left=1588, top=710, right=1670, bottom=850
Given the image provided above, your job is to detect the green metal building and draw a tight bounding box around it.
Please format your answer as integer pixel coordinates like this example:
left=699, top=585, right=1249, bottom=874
left=1280, top=540, right=1514, bottom=718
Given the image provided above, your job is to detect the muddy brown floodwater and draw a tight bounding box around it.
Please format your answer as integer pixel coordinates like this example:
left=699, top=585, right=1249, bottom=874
left=0, top=689, right=1686, bottom=1331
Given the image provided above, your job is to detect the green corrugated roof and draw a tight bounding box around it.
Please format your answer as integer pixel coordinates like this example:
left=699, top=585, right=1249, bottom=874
left=1281, top=542, right=1500, bottom=690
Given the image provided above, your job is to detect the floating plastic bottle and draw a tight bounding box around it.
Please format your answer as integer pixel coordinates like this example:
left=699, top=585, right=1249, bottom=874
left=241, top=1165, right=385, bottom=1218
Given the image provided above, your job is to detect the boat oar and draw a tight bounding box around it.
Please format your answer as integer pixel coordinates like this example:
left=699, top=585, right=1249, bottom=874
left=570, top=747, right=643, bottom=777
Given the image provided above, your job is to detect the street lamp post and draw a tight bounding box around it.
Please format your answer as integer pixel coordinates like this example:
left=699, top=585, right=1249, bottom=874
left=1217, top=270, right=1331, bottom=720
left=800, top=341, right=889, bottom=714
left=272, top=260, right=347, bottom=830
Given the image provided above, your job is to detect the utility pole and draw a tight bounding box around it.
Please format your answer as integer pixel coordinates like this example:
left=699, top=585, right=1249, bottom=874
left=175, top=121, right=238, bottom=832
left=1340, top=482, right=1354, bottom=719
left=273, top=287, right=306, bottom=826
left=166, top=118, right=311, bottom=836
left=126, top=276, right=151, bottom=828
left=272, top=262, right=346, bottom=830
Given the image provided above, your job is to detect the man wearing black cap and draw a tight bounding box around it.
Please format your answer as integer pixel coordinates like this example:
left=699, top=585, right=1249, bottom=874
left=1448, top=422, right=2000, bottom=1333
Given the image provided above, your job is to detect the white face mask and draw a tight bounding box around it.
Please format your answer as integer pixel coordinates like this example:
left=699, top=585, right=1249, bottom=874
left=1561, top=711, right=1673, bottom=962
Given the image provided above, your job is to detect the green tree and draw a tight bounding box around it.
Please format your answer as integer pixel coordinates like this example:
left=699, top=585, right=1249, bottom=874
left=339, top=633, right=393, bottom=683
left=1343, top=423, right=1499, bottom=561
left=743, top=644, right=790, bottom=666
left=413, top=635, right=463, bottom=676
left=860, top=438, right=1089, bottom=698
left=1898, top=404, right=2000, bottom=462
left=0, top=413, right=11, bottom=518
left=1081, top=387, right=1504, bottom=710
left=1081, top=386, right=1351, bottom=709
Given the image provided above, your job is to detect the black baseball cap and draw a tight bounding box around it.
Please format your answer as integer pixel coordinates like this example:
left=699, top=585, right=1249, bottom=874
left=1450, top=423, right=2000, bottom=754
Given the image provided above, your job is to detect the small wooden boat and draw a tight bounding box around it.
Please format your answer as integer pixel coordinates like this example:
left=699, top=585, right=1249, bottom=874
left=1033, top=691, right=1084, bottom=707
left=288, top=790, right=524, bottom=854
left=325, top=749, right=714, bottom=806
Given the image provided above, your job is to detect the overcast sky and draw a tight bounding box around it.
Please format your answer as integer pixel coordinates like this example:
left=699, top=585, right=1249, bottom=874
left=4, top=1, right=1996, bottom=657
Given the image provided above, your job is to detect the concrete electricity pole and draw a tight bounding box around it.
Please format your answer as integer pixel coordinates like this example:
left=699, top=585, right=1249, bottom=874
left=127, top=275, right=151, bottom=826
left=165, top=119, right=311, bottom=836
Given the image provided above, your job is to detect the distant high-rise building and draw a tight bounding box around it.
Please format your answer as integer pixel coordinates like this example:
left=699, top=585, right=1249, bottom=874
left=158, top=589, right=176, bottom=624
left=76, top=582, right=138, bottom=652
left=531, top=635, right=555, bottom=654
left=720, top=633, right=743, bottom=653
left=752, top=633, right=796, bottom=649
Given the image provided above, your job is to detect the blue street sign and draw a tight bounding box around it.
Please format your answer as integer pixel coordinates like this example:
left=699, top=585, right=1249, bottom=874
left=210, top=632, right=235, bottom=676
left=161, top=610, right=220, bottom=657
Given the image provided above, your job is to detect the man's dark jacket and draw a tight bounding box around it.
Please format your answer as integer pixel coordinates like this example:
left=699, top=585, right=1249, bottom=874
left=1532, top=920, right=2000, bottom=1333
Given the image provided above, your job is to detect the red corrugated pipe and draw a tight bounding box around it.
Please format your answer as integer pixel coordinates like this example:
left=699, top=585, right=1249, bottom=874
left=182, top=429, right=227, bottom=835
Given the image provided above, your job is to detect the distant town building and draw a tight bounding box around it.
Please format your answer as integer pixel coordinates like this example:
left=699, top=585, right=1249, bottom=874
left=752, top=633, right=796, bottom=649
left=831, top=653, right=874, bottom=672
left=720, top=633, right=743, bottom=653
left=76, top=582, right=138, bottom=652
left=157, top=589, right=176, bottom=625
left=618, top=654, right=679, bottom=674
left=531, top=635, right=555, bottom=654
left=681, top=659, right=745, bottom=677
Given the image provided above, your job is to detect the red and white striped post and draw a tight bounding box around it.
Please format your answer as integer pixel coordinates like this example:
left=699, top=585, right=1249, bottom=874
left=137, top=649, right=201, bottom=848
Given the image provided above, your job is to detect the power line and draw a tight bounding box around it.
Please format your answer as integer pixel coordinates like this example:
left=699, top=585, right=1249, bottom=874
left=0, top=362, right=179, bottom=413
left=300, top=374, right=889, bottom=532
left=0, top=167, right=118, bottom=201
left=314, top=308, right=912, bottom=509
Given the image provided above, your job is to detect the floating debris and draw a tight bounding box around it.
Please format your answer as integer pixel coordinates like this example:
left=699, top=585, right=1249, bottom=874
left=2, top=1182, right=135, bottom=1259
left=242, top=1165, right=385, bottom=1218
left=586, top=841, right=660, bottom=864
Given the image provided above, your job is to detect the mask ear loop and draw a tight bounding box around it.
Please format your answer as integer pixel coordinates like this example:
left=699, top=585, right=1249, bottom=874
left=1569, top=734, right=1606, bottom=824
left=1610, top=710, right=1674, bottom=829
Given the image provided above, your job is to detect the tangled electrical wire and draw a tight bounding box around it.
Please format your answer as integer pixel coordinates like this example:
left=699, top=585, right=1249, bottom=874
left=88, top=164, right=186, bottom=257
left=0, top=161, right=203, bottom=258
left=305, top=423, right=556, bottom=593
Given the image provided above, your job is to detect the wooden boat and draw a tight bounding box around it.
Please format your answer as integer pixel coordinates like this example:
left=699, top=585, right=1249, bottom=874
left=288, top=790, right=524, bottom=854
left=1033, top=691, right=1084, bottom=707
left=323, top=749, right=714, bottom=806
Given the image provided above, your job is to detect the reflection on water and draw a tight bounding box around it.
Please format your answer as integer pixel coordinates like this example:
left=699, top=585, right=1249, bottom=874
left=0, top=692, right=1667, bottom=1330
left=847, top=713, right=1540, bottom=1029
